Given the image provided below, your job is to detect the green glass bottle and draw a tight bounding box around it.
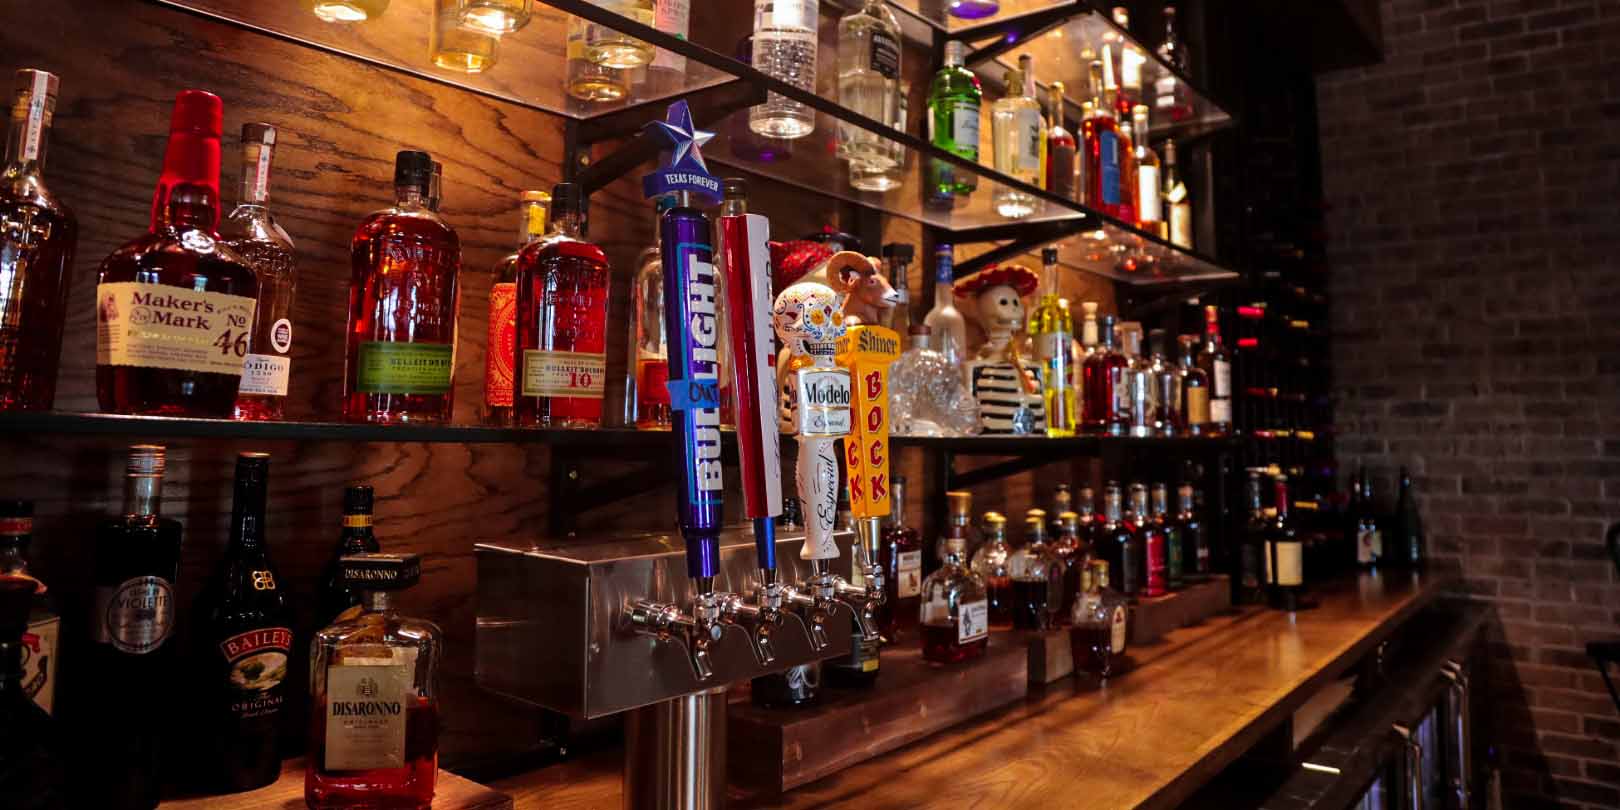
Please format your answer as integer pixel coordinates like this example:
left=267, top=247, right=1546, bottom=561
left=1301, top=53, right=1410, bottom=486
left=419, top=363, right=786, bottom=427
left=927, top=40, right=982, bottom=201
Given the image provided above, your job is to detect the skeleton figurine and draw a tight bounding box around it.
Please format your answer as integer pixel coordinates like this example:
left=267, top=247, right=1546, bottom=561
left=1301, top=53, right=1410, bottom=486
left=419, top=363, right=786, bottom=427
left=955, top=264, right=1045, bottom=435
left=772, top=281, right=848, bottom=434
left=772, top=280, right=852, bottom=560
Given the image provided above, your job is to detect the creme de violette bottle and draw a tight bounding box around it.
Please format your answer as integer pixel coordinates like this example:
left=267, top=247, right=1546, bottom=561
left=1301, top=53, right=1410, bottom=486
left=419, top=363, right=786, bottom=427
left=515, top=182, right=609, bottom=428
left=306, top=553, right=441, bottom=810
left=344, top=150, right=461, bottom=424
left=483, top=189, right=548, bottom=426
left=97, top=91, right=259, bottom=418
left=0, top=69, right=76, bottom=413
left=224, top=123, right=297, bottom=422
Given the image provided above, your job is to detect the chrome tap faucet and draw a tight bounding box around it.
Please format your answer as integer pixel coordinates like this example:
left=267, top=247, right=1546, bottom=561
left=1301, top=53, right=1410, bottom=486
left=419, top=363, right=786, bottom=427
left=628, top=579, right=729, bottom=681
left=831, top=517, right=886, bottom=642
left=786, top=560, right=840, bottom=650
left=722, top=570, right=788, bottom=664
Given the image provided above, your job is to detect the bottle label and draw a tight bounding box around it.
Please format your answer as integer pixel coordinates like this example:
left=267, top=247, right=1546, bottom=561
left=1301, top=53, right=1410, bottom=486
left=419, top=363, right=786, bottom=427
left=485, top=282, right=517, bottom=408
left=1048, top=144, right=1076, bottom=196
left=323, top=662, right=410, bottom=771
left=1100, top=131, right=1120, bottom=205
left=1121, top=48, right=1142, bottom=91
left=1170, top=201, right=1192, bottom=248
left=1210, top=395, right=1231, bottom=424
left=343, top=514, right=373, bottom=528
left=957, top=599, right=989, bottom=643
left=1155, top=76, right=1178, bottom=108
left=20, top=72, right=50, bottom=162
left=249, top=141, right=273, bottom=202
left=897, top=550, right=922, bottom=597
left=1265, top=541, right=1304, bottom=587
left=758, top=0, right=814, bottom=29
left=95, top=282, right=257, bottom=378
left=1015, top=108, right=1043, bottom=172
left=951, top=102, right=980, bottom=155
left=356, top=341, right=454, bottom=395
left=1357, top=526, right=1382, bottom=564
left=1185, top=386, right=1209, bottom=425
left=24, top=612, right=58, bottom=714
left=219, top=627, right=292, bottom=720
left=869, top=31, right=900, bottom=79
left=522, top=349, right=607, bottom=399
left=651, top=0, right=691, bottom=72
left=238, top=353, right=291, bottom=396
left=1212, top=358, right=1230, bottom=398
left=795, top=367, right=852, bottom=436
left=94, top=576, right=175, bottom=654
left=1109, top=604, right=1127, bottom=653
left=1146, top=532, right=1166, bottom=594
left=1137, top=165, right=1161, bottom=223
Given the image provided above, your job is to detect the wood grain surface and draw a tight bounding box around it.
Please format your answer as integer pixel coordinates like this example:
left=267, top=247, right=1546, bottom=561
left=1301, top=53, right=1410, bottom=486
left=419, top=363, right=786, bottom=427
left=160, top=758, right=511, bottom=810
left=490, top=573, right=1444, bottom=810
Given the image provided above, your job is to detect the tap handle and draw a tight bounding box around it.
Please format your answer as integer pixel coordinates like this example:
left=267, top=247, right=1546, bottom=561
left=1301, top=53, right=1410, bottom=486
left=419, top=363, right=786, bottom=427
left=798, top=435, right=843, bottom=560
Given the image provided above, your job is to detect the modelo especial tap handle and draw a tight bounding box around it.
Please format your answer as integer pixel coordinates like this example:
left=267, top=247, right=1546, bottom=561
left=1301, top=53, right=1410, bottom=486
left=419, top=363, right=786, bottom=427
left=773, top=282, right=851, bottom=562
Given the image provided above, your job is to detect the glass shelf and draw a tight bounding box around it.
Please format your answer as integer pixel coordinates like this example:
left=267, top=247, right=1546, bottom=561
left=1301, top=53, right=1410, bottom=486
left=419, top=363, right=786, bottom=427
left=153, top=0, right=738, bottom=119
left=885, top=0, right=1074, bottom=35
left=1038, top=219, right=1236, bottom=283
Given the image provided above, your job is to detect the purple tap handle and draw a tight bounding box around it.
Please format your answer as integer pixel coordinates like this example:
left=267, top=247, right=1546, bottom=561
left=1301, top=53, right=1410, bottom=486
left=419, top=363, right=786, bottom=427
left=661, top=204, right=725, bottom=579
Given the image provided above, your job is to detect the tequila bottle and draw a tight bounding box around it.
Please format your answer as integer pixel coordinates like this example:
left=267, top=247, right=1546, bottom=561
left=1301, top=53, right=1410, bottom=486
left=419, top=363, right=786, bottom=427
left=836, top=0, right=901, bottom=168
left=1030, top=247, right=1076, bottom=436
left=485, top=190, right=549, bottom=426
left=0, top=69, right=75, bottom=413
left=750, top=0, right=819, bottom=139
left=922, top=244, right=967, bottom=370
left=306, top=554, right=441, bottom=810
left=927, top=41, right=981, bottom=199
left=920, top=534, right=988, bottom=665
left=991, top=55, right=1043, bottom=218
left=969, top=512, right=1012, bottom=625
left=515, top=183, right=610, bottom=428
left=225, top=124, right=297, bottom=422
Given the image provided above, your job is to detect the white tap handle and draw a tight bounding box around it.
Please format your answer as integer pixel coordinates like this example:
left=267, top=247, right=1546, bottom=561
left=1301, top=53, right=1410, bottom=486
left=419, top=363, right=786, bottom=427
left=798, top=435, right=841, bottom=560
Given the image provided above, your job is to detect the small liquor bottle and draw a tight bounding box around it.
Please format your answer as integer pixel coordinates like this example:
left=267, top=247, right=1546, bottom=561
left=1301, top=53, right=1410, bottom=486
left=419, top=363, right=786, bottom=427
left=1350, top=468, right=1383, bottom=569
left=90, top=445, right=182, bottom=810
left=0, top=69, right=76, bottom=413
left=1177, top=334, right=1210, bottom=434
left=1097, top=482, right=1139, bottom=600
left=1151, top=482, right=1182, bottom=591
left=920, top=533, right=989, bottom=665
left=193, top=452, right=293, bottom=793
left=1128, top=483, right=1165, bottom=597
left=1235, top=470, right=1267, bottom=605
left=626, top=196, right=674, bottom=430
left=484, top=190, right=549, bottom=426
left=1069, top=559, right=1129, bottom=680
left=1008, top=516, right=1062, bottom=631
left=344, top=150, right=460, bottom=424
left=970, top=512, right=1013, bottom=625
left=1131, top=106, right=1163, bottom=235
left=1197, top=305, right=1231, bottom=434
left=1031, top=247, right=1076, bottom=437
left=1177, top=483, right=1208, bottom=580
left=1082, top=314, right=1128, bottom=434
left=0, top=574, right=66, bottom=807
left=0, top=499, right=58, bottom=715
left=878, top=475, right=923, bottom=641
left=1264, top=475, right=1303, bottom=611
left=1163, top=139, right=1193, bottom=249
left=991, top=55, right=1045, bottom=218
left=1082, top=60, right=1124, bottom=218
left=225, top=124, right=297, bottom=421
left=1392, top=467, right=1425, bottom=568
left=1045, top=82, right=1078, bottom=198
left=306, top=554, right=441, bottom=810
left=515, top=183, right=610, bottom=428
left=927, top=41, right=982, bottom=199
left=319, top=486, right=381, bottom=626
left=750, top=0, right=818, bottom=139
left=922, top=244, right=968, bottom=371
left=97, top=91, right=259, bottom=418
left=1053, top=509, right=1085, bottom=615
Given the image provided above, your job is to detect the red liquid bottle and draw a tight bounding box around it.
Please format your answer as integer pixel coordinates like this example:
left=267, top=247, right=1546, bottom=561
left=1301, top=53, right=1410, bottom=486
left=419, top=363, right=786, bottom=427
left=96, top=90, right=259, bottom=417
left=515, top=183, right=609, bottom=428
left=1082, top=314, right=1127, bottom=434
left=483, top=190, right=548, bottom=426
left=0, top=69, right=76, bottom=412
left=344, top=151, right=461, bottom=424
left=1133, top=483, right=1166, bottom=598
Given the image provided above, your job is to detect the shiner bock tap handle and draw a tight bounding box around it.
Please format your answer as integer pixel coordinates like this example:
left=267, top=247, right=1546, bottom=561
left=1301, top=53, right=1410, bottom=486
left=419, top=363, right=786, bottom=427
left=837, top=324, right=901, bottom=546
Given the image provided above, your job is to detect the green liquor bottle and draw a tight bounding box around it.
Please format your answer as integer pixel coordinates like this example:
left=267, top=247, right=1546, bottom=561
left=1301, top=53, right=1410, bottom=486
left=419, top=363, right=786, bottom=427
left=927, top=40, right=982, bottom=202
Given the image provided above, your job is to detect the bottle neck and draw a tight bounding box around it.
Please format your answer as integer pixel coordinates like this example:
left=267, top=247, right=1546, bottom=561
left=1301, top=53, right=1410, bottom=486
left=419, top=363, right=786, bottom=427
left=889, top=483, right=907, bottom=528
left=890, top=261, right=910, bottom=299
left=341, top=515, right=375, bottom=550
left=1040, top=261, right=1060, bottom=300
left=1274, top=483, right=1290, bottom=522
left=1129, top=491, right=1148, bottom=519
left=4, top=93, right=51, bottom=173
left=934, top=276, right=954, bottom=308
left=363, top=590, right=393, bottom=614
left=124, top=475, right=163, bottom=517
left=151, top=128, right=222, bottom=234
left=238, top=140, right=274, bottom=207
left=395, top=183, right=426, bottom=211
left=722, top=196, right=747, bottom=217
left=229, top=480, right=268, bottom=552
left=554, top=209, right=583, bottom=239
left=1151, top=491, right=1168, bottom=517
left=1103, top=492, right=1123, bottom=523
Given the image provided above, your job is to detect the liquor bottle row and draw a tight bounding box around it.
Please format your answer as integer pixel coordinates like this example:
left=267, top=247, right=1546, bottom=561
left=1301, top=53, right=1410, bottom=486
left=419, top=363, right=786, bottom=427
left=0, top=446, right=442, bottom=810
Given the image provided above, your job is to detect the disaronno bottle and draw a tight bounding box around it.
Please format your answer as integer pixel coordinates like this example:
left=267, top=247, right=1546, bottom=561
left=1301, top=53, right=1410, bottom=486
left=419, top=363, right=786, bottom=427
left=306, top=553, right=441, bottom=809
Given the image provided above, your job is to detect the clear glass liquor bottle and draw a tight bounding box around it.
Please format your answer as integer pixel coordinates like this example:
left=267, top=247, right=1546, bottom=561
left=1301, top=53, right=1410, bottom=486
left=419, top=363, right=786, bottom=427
left=1163, top=139, right=1193, bottom=249
left=922, top=244, right=967, bottom=372
left=582, top=0, right=655, bottom=69
left=991, top=55, right=1043, bottom=219
left=344, top=150, right=460, bottom=424
left=851, top=80, right=909, bottom=192
left=484, top=190, right=548, bottom=426
left=97, top=91, right=259, bottom=418
left=837, top=0, right=901, bottom=168
left=1197, top=305, right=1230, bottom=434
left=625, top=196, right=674, bottom=430
left=306, top=553, right=441, bottom=810
left=1132, top=106, right=1163, bottom=235
left=969, top=512, right=1012, bottom=625
left=515, top=183, right=609, bottom=428
left=750, top=0, right=818, bottom=139
left=1008, top=516, right=1062, bottom=630
left=1045, top=82, right=1078, bottom=199
left=927, top=40, right=981, bottom=198
left=1147, top=328, right=1178, bottom=435
left=318, top=486, right=381, bottom=627
left=0, top=69, right=76, bottom=413
left=920, top=533, right=989, bottom=665
left=193, top=452, right=293, bottom=793
left=225, top=123, right=297, bottom=422
left=1030, top=247, right=1076, bottom=436
left=1069, top=559, right=1129, bottom=680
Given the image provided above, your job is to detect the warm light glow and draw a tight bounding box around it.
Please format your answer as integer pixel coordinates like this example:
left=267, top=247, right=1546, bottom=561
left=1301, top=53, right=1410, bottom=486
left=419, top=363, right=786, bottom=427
left=460, top=8, right=516, bottom=34
left=311, top=1, right=372, bottom=22
left=434, top=52, right=496, bottom=73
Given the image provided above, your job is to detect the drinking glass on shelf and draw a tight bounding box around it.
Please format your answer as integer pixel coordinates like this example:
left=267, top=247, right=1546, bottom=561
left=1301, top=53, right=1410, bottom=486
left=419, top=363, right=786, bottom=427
left=566, top=17, right=629, bottom=102
left=583, top=0, right=656, bottom=69
left=459, top=0, right=529, bottom=34
left=432, top=0, right=498, bottom=73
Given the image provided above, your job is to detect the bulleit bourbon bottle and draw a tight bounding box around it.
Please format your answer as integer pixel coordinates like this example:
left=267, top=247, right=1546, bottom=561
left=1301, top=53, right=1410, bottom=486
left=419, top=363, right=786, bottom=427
left=307, top=553, right=441, bottom=810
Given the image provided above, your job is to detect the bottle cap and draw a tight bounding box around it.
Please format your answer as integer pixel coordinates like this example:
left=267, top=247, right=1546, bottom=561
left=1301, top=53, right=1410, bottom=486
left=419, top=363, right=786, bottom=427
left=13, top=69, right=59, bottom=103
left=946, top=490, right=972, bottom=517
left=235, top=451, right=270, bottom=483
left=393, top=149, right=434, bottom=188
left=340, top=552, right=422, bottom=591
left=241, top=122, right=276, bottom=147
left=1026, top=508, right=1046, bottom=522
left=882, top=243, right=915, bottom=262
left=170, top=89, right=222, bottom=138
left=521, top=189, right=549, bottom=203
left=722, top=177, right=747, bottom=198
left=127, top=445, right=166, bottom=477
left=1041, top=246, right=1059, bottom=265
left=344, top=485, right=375, bottom=514
left=1058, top=510, right=1079, bottom=527
left=551, top=181, right=582, bottom=213
left=943, top=40, right=966, bottom=66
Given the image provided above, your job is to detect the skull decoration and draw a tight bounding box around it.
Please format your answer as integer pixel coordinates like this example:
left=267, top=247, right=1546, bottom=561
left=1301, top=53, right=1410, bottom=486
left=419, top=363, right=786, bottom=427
left=773, top=281, right=847, bottom=433
left=954, top=263, right=1045, bottom=435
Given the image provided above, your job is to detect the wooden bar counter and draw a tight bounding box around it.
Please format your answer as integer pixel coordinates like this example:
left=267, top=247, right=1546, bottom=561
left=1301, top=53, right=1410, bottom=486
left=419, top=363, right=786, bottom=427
left=490, top=573, right=1444, bottom=810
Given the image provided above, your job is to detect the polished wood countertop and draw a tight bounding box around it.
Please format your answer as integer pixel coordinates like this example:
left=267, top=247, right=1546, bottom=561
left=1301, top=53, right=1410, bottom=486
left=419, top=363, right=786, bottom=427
left=489, top=573, right=1445, bottom=810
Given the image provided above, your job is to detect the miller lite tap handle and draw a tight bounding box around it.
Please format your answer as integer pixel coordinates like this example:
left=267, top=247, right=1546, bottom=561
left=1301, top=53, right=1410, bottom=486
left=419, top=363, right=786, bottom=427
left=773, top=281, right=850, bottom=562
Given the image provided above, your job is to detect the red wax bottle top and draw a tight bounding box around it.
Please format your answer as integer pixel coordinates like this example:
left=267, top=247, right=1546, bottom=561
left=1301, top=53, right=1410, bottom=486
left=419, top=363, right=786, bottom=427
left=151, top=89, right=224, bottom=233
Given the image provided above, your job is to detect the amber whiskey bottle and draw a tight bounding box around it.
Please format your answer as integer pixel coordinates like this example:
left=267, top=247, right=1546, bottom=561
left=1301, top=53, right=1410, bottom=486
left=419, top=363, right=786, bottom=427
left=307, top=553, right=441, bottom=810
left=0, top=69, right=76, bottom=413
left=344, top=150, right=461, bottom=424
left=514, top=182, right=609, bottom=428
left=96, top=91, right=259, bottom=417
left=193, top=452, right=293, bottom=793
left=920, top=533, right=989, bottom=665
left=877, top=475, right=922, bottom=642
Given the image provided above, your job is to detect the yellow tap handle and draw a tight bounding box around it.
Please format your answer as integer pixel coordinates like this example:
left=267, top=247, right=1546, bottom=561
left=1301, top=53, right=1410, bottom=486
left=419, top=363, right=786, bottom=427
left=836, top=325, right=902, bottom=520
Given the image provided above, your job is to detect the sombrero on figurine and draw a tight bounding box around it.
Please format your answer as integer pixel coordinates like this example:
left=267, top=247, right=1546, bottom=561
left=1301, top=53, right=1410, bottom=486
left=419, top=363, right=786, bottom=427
left=769, top=239, right=836, bottom=290
left=953, top=262, right=1039, bottom=300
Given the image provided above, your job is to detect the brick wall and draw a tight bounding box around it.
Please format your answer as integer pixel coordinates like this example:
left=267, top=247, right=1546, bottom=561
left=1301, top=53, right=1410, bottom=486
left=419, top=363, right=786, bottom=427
left=1316, top=1, right=1620, bottom=807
